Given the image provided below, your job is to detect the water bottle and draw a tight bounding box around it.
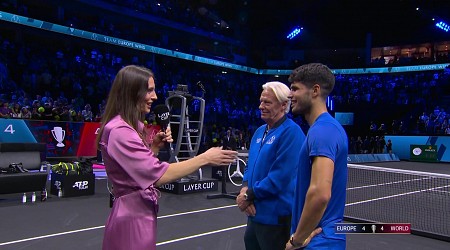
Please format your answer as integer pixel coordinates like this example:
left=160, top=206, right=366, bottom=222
left=40, top=162, right=48, bottom=172
left=58, top=188, right=63, bottom=197
left=41, top=188, right=47, bottom=202
left=31, top=192, right=36, bottom=203
left=22, top=193, right=27, bottom=203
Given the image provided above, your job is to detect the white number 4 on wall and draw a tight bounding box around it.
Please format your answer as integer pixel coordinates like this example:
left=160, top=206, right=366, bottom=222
left=4, top=124, right=15, bottom=134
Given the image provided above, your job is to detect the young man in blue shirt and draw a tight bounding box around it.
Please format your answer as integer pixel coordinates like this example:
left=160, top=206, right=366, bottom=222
left=286, top=63, right=348, bottom=249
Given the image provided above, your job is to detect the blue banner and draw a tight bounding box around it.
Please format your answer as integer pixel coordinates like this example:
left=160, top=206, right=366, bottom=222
left=0, top=10, right=448, bottom=75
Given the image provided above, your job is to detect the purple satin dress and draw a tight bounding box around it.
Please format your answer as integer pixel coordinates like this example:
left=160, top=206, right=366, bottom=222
left=100, top=116, right=169, bottom=250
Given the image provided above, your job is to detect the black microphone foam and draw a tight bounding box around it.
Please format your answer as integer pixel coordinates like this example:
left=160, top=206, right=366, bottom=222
left=153, top=104, right=170, bottom=130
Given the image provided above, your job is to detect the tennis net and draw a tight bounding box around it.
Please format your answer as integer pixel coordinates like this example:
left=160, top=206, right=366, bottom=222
left=345, top=164, right=450, bottom=241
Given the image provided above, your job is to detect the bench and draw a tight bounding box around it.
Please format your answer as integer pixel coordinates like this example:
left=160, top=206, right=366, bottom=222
left=0, top=143, right=49, bottom=195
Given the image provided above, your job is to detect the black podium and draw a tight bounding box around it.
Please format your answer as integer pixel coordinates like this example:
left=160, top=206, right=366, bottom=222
left=206, top=165, right=238, bottom=200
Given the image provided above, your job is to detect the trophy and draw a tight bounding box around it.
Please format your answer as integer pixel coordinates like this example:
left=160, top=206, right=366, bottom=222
left=51, top=126, right=66, bottom=147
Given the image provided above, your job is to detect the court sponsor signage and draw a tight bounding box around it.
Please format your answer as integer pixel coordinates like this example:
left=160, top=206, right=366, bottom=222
left=410, top=144, right=438, bottom=162
left=158, top=178, right=218, bottom=194
left=50, top=173, right=95, bottom=197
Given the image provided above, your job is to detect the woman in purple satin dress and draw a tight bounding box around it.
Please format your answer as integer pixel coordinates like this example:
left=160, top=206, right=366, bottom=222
left=97, top=65, right=237, bottom=250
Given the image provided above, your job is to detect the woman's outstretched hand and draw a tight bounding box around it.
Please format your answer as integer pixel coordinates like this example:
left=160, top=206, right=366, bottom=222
left=201, top=147, right=238, bottom=166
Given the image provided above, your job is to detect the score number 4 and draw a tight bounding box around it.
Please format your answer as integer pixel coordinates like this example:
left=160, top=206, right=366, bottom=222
left=4, top=124, right=16, bottom=134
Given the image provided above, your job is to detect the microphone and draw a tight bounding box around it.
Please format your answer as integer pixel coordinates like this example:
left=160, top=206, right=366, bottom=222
left=153, top=104, right=174, bottom=162
left=153, top=104, right=170, bottom=132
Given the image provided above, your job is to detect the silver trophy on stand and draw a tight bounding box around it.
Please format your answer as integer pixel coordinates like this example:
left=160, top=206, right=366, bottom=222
left=165, top=84, right=205, bottom=181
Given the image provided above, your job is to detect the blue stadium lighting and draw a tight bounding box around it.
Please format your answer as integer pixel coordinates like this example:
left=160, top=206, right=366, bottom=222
left=436, top=21, right=449, bottom=32
left=327, top=96, right=334, bottom=111
left=286, top=27, right=302, bottom=40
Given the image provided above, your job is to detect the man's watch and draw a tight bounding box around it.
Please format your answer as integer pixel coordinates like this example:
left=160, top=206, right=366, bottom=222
left=290, top=234, right=307, bottom=249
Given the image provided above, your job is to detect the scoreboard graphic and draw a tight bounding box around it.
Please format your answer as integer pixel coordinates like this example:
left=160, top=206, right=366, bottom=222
left=0, top=119, right=100, bottom=158
left=1, top=118, right=160, bottom=158
left=335, top=223, right=411, bottom=234
left=0, top=119, right=37, bottom=143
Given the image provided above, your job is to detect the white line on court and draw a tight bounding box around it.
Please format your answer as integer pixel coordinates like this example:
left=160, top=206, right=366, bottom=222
left=158, top=204, right=237, bottom=219
left=0, top=226, right=105, bottom=246
left=347, top=177, right=431, bottom=190
left=346, top=184, right=450, bottom=206
left=0, top=204, right=239, bottom=246
left=156, top=224, right=247, bottom=246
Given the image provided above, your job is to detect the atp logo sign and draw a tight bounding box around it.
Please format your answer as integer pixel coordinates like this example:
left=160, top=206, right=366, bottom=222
left=73, top=181, right=89, bottom=190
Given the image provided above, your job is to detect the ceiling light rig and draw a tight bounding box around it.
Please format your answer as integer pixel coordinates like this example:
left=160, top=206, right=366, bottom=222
left=436, top=21, right=449, bottom=32
left=286, top=27, right=303, bottom=40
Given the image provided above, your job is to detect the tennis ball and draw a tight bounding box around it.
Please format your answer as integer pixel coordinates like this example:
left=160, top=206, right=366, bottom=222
left=144, top=120, right=148, bottom=125
left=38, top=106, right=45, bottom=113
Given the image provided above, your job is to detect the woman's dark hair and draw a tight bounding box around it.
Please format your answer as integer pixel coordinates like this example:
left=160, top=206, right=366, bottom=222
left=96, top=65, right=154, bottom=146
